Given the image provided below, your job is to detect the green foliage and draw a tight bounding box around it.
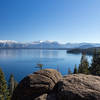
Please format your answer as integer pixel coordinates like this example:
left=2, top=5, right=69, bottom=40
left=78, top=54, right=89, bottom=74
left=68, top=68, right=72, bottom=74
left=57, top=65, right=60, bottom=72
left=89, top=49, right=100, bottom=76
left=8, top=74, right=18, bottom=96
left=14, top=80, right=18, bottom=89
left=0, top=68, right=8, bottom=100
left=8, top=74, right=15, bottom=96
left=37, top=64, right=43, bottom=70
left=73, top=64, right=78, bottom=74
left=0, top=68, right=18, bottom=100
left=67, top=47, right=100, bottom=55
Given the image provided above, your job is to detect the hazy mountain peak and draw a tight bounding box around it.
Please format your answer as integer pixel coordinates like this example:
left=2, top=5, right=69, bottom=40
left=0, top=40, right=100, bottom=49
left=0, top=40, right=18, bottom=43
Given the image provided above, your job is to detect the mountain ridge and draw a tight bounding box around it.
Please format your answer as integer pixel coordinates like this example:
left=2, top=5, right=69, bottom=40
left=0, top=40, right=100, bottom=49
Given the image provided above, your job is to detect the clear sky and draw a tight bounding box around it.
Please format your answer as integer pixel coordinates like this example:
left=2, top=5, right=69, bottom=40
left=0, top=0, right=100, bottom=43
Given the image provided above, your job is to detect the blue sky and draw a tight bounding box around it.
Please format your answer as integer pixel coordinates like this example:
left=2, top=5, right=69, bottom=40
left=0, top=0, right=100, bottom=43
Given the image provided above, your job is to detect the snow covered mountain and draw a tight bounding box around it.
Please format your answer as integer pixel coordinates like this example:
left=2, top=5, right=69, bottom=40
left=0, top=40, right=100, bottom=49
left=0, top=40, right=65, bottom=49
left=66, top=43, right=100, bottom=49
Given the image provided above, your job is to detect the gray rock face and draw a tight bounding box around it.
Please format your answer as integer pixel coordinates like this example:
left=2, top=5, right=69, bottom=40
left=12, top=70, right=100, bottom=100
left=12, top=69, right=62, bottom=100
left=56, top=74, right=100, bottom=100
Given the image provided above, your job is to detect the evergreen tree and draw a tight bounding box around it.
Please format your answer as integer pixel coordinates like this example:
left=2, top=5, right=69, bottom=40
left=37, top=64, right=43, bottom=70
left=73, top=64, right=78, bottom=74
left=14, top=80, right=18, bottom=89
left=89, top=49, right=100, bottom=75
left=57, top=65, right=60, bottom=72
left=0, top=68, right=8, bottom=100
left=78, top=54, right=89, bottom=74
left=8, top=74, right=15, bottom=96
left=68, top=68, right=72, bottom=74
left=8, top=74, right=18, bottom=96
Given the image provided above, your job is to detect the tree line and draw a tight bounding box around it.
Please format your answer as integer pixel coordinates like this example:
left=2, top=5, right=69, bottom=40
left=0, top=69, right=18, bottom=100
left=67, top=47, right=100, bottom=55
left=68, top=49, right=100, bottom=75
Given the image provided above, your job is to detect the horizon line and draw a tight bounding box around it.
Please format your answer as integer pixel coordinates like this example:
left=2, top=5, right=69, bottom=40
left=0, top=40, right=100, bottom=44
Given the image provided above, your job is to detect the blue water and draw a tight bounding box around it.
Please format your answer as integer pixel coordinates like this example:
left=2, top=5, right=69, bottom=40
left=0, top=49, right=92, bottom=82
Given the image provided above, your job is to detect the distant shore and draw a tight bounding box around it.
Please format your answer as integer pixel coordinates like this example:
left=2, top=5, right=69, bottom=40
left=0, top=48, right=68, bottom=50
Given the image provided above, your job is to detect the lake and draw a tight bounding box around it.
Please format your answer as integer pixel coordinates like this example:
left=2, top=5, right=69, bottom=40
left=0, top=49, right=92, bottom=82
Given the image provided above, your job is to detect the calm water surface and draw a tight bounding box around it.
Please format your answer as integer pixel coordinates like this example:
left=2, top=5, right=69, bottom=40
left=0, top=49, right=92, bottom=82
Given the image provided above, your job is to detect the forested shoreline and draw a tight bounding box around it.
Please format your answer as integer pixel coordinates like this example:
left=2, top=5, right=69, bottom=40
left=67, top=47, right=100, bottom=55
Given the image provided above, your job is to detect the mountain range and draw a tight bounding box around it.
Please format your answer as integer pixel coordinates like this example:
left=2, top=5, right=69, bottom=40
left=0, top=40, right=100, bottom=49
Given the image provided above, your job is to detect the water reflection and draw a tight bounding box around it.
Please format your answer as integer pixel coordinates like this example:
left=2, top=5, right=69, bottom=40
left=0, top=49, right=59, bottom=59
left=0, top=49, right=92, bottom=82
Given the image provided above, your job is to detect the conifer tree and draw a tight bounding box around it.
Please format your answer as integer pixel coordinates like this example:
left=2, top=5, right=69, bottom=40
left=0, top=68, right=8, bottom=100
left=14, top=80, right=18, bottom=89
left=57, top=65, right=60, bottom=72
left=89, top=49, right=100, bottom=75
left=8, top=74, right=18, bottom=96
left=8, top=74, right=15, bottom=96
left=68, top=68, right=72, bottom=74
left=37, top=64, right=43, bottom=70
left=73, top=64, right=78, bottom=74
left=78, top=54, right=89, bottom=74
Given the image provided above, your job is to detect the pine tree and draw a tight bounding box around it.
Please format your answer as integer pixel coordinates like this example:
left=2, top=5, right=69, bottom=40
left=68, top=68, right=72, bottom=74
left=37, top=64, right=43, bottom=70
left=14, top=80, right=18, bottom=89
left=0, top=68, right=8, bottom=100
left=78, top=54, right=89, bottom=74
left=8, top=74, right=15, bottom=96
left=8, top=74, right=18, bottom=96
left=73, top=64, right=78, bottom=74
left=57, top=65, right=60, bottom=72
left=89, top=49, right=100, bottom=75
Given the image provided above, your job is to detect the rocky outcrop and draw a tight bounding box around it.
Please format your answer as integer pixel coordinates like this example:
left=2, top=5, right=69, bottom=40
left=12, top=70, right=100, bottom=100
left=12, top=69, right=62, bottom=100
left=56, top=74, right=100, bottom=100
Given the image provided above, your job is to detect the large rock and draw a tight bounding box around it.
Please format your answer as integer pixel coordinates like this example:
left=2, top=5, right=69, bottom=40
left=56, top=74, right=100, bottom=100
left=12, top=70, right=100, bottom=100
left=12, top=69, right=62, bottom=100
